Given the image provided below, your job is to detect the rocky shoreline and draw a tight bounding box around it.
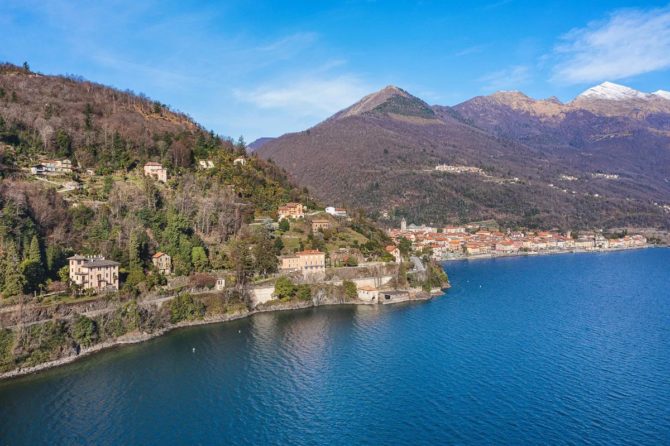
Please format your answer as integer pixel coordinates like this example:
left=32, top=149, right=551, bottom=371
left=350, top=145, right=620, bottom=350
left=0, top=290, right=444, bottom=381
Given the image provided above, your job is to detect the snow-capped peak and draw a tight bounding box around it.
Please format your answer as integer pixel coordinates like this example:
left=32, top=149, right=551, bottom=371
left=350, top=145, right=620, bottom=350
left=652, top=90, right=670, bottom=100
left=577, top=81, right=648, bottom=101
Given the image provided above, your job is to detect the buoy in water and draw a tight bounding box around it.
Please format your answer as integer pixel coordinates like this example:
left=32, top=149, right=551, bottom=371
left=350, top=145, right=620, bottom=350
left=192, top=347, right=196, bottom=353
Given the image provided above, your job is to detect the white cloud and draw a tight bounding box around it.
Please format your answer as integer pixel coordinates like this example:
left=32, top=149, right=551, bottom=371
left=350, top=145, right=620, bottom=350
left=454, top=44, right=487, bottom=57
left=234, top=75, right=371, bottom=119
left=552, top=6, right=670, bottom=84
left=479, top=65, right=530, bottom=92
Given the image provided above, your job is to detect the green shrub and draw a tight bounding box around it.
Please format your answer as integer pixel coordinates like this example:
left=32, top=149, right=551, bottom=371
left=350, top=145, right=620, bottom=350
left=103, top=300, right=142, bottom=337
left=296, top=284, right=312, bottom=301
left=15, top=320, right=68, bottom=368
left=274, top=276, right=296, bottom=299
left=169, top=293, right=205, bottom=323
left=71, top=315, right=98, bottom=348
left=342, top=280, right=358, bottom=300
left=0, top=329, right=15, bottom=371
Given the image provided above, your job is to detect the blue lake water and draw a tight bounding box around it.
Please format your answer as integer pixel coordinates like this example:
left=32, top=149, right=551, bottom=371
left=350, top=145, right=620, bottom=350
left=1, top=248, right=669, bottom=445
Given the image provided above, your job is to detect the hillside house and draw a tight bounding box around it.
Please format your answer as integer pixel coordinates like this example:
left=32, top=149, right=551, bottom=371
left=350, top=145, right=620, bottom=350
left=311, top=219, right=330, bottom=232
left=31, top=159, right=72, bottom=176
left=144, top=162, right=168, bottom=182
left=44, top=159, right=72, bottom=174
left=278, top=202, right=304, bottom=220
left=216, top=277, right=226, bottom=291
left=152, top=252, right=172, bottom=275
left=233, top=157, right=246, bottom=166
left=198, top=160, right=215, bottom=169
left=385, top=245, right=402, bottom=262
left=68, top=255, right=120, bottom=291
left=30, top=164, right=47, bottom=175
left=279, top=250, right=326, bottom=277
left=325, top=206, right=347, bottom=217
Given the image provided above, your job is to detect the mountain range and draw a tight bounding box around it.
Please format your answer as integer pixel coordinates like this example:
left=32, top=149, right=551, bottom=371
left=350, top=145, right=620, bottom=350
left=257, top=82, right=670, bottom=229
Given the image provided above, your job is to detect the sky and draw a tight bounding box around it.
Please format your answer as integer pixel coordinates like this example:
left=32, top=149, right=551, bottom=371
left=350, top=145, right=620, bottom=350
left=2, top=0, right=670, bottom=140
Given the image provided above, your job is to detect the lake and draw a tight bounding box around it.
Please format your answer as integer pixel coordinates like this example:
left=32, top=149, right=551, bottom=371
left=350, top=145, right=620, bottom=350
left=1, top=249, right=669, bottom=445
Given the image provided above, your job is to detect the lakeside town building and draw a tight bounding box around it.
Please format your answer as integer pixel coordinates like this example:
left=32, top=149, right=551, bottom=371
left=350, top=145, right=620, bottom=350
left=68, top=255, right=120, bottom=291
left=357, top=285, right=379, bottom=302
left=143, top=162, right=168, bottom=182
left=278, top=203, right=305, bottom=220
left=388, top=220, right=647, bottom=261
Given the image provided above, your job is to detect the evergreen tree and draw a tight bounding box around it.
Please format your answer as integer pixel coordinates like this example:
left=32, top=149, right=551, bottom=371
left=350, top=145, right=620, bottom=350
left=3, top=242, right=25, bottom=297
left=191, top=246, right=209, bottom=272
left=21, top=259, right=43, bottom=294
left=46, top=245, right=67, bottom=279
left=252, top=231, right=278, bottom=276
left=128, top=231, right=142, bottom=269
left=28, top=235, right=42, bottom=263
left=229, top=239, right=253, bottom=286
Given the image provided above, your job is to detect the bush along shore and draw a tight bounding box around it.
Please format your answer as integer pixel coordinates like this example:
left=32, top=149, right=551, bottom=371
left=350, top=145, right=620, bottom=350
left=0, top=268, right=449, bottom=380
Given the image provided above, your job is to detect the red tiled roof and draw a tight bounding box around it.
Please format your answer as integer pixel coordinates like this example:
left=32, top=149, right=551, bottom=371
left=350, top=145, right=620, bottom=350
left=297, top=250, right=323, bottom=255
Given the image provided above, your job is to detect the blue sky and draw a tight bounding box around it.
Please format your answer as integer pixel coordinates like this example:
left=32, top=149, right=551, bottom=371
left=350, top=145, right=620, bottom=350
left=2, top=1, right=670, bottom=140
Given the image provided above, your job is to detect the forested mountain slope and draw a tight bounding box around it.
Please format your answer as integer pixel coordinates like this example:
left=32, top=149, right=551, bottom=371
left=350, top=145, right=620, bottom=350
left=0, top=63, right=392, bottom=299
left=258, top=85, right=670, bottom=229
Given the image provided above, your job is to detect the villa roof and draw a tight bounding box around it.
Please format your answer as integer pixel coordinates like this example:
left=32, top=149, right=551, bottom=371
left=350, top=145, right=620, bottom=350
left=81, top=260, right=120, bottom=268
left=296, top=250, right=323, bottom=255
left=68, top=255, right=87, bottom=260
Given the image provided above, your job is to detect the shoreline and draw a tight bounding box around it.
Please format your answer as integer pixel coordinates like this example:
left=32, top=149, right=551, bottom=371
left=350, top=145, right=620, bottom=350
left=6, top=247, right=655, bottom=381
left=439, top=244, right=654, bottom=262
left=0, top=291, right=443, bottom=382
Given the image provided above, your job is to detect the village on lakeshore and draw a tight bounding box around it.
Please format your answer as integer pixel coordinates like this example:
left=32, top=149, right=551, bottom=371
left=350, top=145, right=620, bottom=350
left=389, top=218, right=649, bottom=261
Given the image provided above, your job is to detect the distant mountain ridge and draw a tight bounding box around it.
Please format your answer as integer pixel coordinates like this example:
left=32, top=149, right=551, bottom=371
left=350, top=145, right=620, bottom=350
left=258, top=82, right=670, bottom=229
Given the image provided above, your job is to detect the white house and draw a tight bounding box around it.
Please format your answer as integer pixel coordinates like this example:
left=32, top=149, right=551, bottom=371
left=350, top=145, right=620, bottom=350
left=325, top=206, right=347, bottom=217
left=144, top=162, right=168, bottom=182
left=357, top=285, right=378, bottom=302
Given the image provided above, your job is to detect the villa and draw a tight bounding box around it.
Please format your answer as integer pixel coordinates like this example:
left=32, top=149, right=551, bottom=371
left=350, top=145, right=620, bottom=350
left=279, top=249, right=326, bottom=277
left=278, top=202, right=305, bottom=220
left=152, top=252, right=172, bottom=275
left=311, top=219, right=330, bottom=232
left=68, top=255, right=120, bottom=291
